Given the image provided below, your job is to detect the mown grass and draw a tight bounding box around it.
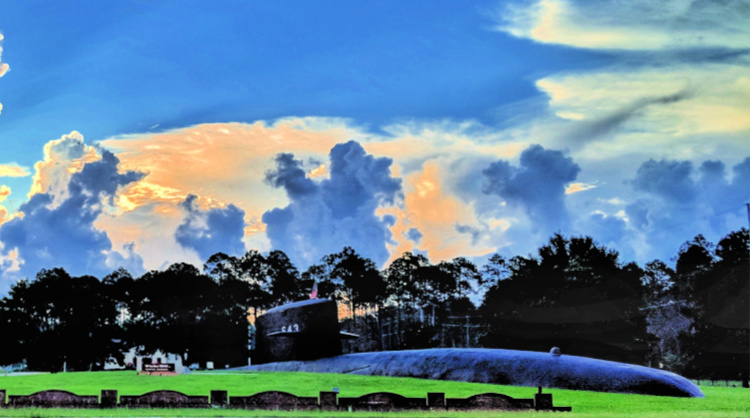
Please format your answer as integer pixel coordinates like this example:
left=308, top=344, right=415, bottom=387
left=0, top=370, right=748, bottom=417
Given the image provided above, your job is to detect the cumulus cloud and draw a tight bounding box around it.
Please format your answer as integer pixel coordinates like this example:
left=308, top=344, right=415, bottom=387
left=482, top=144, right=580, bottom=236
left=625, top=156, right=750, bottom=260
left=498, top=0, right=750, bottom=50
left=99, top=120, right=355, bottom=249
left=175, top=194, right=247, bottom=261
left=631, top=159, right=696, bottom=203
left=381, top=158, right=501, bottom=264
left=0, top=143, right=145, bottom=284
left=99, top=118, right=532, bottom=267
left=29, top=131, right=101, bottom=203
left=84, top=116, right=749, bottom=272
left=262, top=141, right=402, bottom=268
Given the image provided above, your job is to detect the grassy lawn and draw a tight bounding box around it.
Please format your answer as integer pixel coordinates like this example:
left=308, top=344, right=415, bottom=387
left=0, top=370, right=748, bottom=417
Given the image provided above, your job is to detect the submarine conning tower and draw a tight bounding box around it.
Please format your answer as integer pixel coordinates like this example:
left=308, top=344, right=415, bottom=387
left=254, top=299, right=357, bottom=364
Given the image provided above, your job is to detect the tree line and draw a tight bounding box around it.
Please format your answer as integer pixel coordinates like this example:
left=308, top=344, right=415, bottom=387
left=0, top=230, right=747, bottom=386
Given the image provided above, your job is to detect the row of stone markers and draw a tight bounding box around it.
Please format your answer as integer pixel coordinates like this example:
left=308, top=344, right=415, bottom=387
left=0, top=388, right=571, bottom=411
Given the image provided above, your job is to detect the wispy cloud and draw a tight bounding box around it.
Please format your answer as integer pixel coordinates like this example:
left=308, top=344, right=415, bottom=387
left=566, top=182, right=597, bottom=194
left=498, top=0, right=750, bottom=51
left=0, top=32, right=8, bottom=115
left=0, top=164, right=31, bottom=178
left=535, top=60, right=750, bottom=160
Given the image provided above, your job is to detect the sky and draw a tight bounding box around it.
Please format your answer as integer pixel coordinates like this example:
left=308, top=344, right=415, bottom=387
left=0, top=0, right=748, bottom=293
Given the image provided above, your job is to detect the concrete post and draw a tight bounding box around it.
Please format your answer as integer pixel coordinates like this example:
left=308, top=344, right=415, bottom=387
left=210, top=390, right=228, bottom=407
left=100, top=390, right=117, bottom=408
left=319, top=391, right=338, bottom=410
left=427, top=392, right=445, bottom=409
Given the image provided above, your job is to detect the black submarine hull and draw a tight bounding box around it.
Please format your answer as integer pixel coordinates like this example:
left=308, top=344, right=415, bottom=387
left=241, top=348, right=704, bottom=398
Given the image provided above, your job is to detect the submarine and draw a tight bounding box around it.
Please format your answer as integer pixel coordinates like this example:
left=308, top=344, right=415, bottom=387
left=239, top=298, right=703, bottom=398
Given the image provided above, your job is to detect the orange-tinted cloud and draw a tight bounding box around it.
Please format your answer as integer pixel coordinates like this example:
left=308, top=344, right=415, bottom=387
left=0, top=186, right=22, bottom=228
left=0, top=164, right=30, bottom=177
left=385, top=161, right=496, bottom=264
left=101, top=120, right=349, bottom=218
left=100, top=119, right=533, bottom=268
left=98, top=119, right=356, bottom=267
left=566, top=182, right=597, bottom=194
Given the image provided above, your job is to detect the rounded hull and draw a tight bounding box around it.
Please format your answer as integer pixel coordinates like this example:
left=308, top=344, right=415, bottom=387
left=243, top=348, right=703, bottom=398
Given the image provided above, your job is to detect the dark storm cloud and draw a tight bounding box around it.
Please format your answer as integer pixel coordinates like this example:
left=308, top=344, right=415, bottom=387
left=0, top=150, right=145, bottom=279
left=265, top=153, right=316, bottom=199
left=175, top=194, right=247, bottom=262
left=631, top=159, right=696, bottom=203
left=262, top=140, right=402, bottom=268
left=482, top=145, right=580, bottom=235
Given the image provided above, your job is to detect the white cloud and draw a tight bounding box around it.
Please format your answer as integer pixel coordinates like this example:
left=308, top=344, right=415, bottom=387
left=534, top=59, right=750, bottom=162
left=0, top=164, right=30, bottom=178
left=0, top=32, right=8, bottom=116
left=566, top=182, right=596, bottom=194
left=29, top=131, right=101, bottom=204
left=498, top=0, right=750, bottom=51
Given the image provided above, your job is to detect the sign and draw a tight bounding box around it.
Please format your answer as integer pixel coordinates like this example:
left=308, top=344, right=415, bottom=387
left=143, top=363, right=175, bottom=373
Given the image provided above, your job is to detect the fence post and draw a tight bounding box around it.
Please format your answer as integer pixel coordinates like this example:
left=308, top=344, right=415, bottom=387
left=534, top=387, right=553, bottom=411
left=101, top=390, right=117, bottom=408
left=319, top=391, right=338, bottom=410
left=210, top=390, right=228, bottom=407
left=427, top=392, right=445, bottom=409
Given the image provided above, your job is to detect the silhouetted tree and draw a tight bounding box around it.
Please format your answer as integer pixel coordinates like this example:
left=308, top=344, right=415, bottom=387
left=0, top=268, right=124, bottom=371
left=237, top=250, right=274, bottom=318
left=266, top=250, right=303, bottom=305
left=326, top=247, right=386, bottom=317
left=481, top=253, right=509, bottom=291
left=480, top=234, right=646, bottom=364
left=712, top=229, right=749, bottom=387
left=302, top=262, right=342, bottom=301
left=0, top=280, right=34, bottom=367
left=385, top=252, right=429, bottom=311
left=674, top=230, right=750, bottom=383
left=128, top=263, right=220, bottom=366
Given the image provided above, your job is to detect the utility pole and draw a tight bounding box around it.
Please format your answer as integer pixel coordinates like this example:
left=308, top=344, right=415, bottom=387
left=745, top=204, right=750, bottom=388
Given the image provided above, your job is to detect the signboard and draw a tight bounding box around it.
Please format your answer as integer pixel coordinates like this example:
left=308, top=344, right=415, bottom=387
left=143, top=363, right=175, bottom=373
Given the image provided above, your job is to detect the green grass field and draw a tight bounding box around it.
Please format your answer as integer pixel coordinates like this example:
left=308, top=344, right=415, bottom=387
left=0, top=371, right=747, bottom=417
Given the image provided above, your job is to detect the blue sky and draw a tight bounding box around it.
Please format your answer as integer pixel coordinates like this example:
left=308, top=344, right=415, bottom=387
left=0, top=1, right=748, bottom=292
